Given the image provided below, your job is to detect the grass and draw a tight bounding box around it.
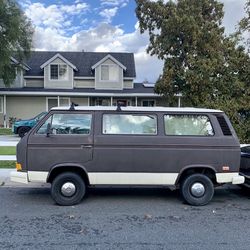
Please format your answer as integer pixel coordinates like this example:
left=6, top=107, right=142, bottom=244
left=0, top=161, right=15, bottom=168
left=0, top=146, right=16, bottom=155
left=0, top=128, right=13, bottom=135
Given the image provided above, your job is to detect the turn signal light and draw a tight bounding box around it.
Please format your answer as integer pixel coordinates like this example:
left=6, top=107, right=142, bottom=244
left=16, top=163, right=22, bottom=171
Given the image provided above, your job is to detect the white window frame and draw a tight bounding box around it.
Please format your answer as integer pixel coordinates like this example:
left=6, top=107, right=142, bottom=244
left=46, top=97, right=58, bottom=111
left=49, top=63, right=69, bottom=81
left=46, top=97, right=71, bottom=111
left=59, top=97, right=70, bottom=107
left=100, top=64, right=119, bottom=82
left=0, top=97, right=3, bottom=113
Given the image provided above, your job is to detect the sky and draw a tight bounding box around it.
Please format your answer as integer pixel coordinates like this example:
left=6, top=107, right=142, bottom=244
left=18, top=0, right=248, bottom=82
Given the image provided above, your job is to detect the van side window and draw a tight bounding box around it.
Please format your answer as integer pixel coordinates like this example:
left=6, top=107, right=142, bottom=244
left=164, top=114, right=214, bottom=136
left=37, top=113, right=92, bottom=135
left=103, top=114, right=157, bottom=135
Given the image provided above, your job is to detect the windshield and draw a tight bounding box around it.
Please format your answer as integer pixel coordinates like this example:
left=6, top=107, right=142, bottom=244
left=33, top=112, right=47, bottom=120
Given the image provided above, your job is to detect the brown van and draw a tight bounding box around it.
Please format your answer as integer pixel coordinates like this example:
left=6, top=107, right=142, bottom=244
left=11, top=106, right=245, bottom=206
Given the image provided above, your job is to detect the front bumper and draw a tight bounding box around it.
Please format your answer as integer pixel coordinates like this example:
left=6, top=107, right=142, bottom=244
left=216, top=172, right=245, bottom=185
left=10, top=171, right=28, bottom=184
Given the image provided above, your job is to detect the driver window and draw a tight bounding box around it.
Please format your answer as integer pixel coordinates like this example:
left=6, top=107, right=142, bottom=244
left=37, top=113, right=92, bottom=135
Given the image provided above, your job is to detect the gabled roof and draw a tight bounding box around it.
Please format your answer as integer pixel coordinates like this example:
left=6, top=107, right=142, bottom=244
left=23, top=51, right=136, bottom=78
left=40, top=53, right=78, bottom=70
left=91, top=54, right=126, bottom=70
left=10, top=57, right=31, bottom=71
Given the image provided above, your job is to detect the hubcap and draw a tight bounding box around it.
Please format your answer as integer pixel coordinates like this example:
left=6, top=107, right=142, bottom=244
left=190, top=182, right=205, bottom=197
left=61, top=182, right=76, bottom=197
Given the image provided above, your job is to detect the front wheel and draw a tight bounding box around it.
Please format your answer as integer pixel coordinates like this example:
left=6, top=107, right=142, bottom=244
left=18, top=126, right=30, bottom=137
left=51, top=172, right=86, bottom=206
left=181, top=174, right=214, bottom=206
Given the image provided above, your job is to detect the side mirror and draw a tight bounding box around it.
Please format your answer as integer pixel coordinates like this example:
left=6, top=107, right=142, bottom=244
left=46, top=123, right=52, bottom=137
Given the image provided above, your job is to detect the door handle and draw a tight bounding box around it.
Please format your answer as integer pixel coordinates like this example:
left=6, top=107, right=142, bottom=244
left=81, top=145, right=92, bottom=149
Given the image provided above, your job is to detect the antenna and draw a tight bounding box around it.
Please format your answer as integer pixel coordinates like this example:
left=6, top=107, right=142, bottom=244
left=69, top=102, right=79, bottom=110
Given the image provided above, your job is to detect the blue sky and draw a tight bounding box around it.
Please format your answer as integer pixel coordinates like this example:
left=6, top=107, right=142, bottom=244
left=18, top=0, right=247, bottom=82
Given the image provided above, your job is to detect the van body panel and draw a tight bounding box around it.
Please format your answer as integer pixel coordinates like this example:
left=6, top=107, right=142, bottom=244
left=26, top=111, right=94, bottom=172
left=14, top=106, right=241, bottom=186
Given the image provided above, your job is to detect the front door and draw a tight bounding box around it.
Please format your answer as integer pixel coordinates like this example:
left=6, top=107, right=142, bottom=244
left=27, top=111, right=93, bottom=173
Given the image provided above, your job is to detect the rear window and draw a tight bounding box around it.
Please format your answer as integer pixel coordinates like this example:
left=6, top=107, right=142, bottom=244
left=164, top=114, right=214, bottom=136
left=37, top=113, right=92, bottom=135
left=102, top=114, right=157, bottom=135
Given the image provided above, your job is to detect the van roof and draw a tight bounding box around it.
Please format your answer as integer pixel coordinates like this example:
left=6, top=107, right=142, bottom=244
left=51, top=106, right=223, bottom=113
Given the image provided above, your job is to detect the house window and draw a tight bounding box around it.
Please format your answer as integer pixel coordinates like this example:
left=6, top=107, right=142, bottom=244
left=101, top=65, right=118, bottom=81
left=47, top=97, right=71, bottom=111
left=0, top=97, right=3, bottom=113
left=50, top=64, right=68, bottom=80
left=47, top=97, right=58, bottom=110
left=142, top=100, right=155, bottom=107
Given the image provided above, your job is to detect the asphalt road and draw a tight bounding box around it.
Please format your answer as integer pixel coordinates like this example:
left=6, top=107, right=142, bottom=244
left=0, top=185, right=250, bottom=250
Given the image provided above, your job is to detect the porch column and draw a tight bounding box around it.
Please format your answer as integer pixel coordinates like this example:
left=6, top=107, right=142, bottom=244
left=57, top=96, right=60, bottom=107
left=178, top=96, right=181, bottom=107
left=135, top=96, right=138, bottom=107
left=87, top=97, right=90, bottom=106
left=3, top=95, right=7, bottom=128
left=110, top=96, right=113, bottom=106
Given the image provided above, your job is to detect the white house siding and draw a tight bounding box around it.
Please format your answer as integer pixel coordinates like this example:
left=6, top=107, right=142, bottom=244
left=74, top=79, right=95, bottom=88
left=4, top=96, right=46, bottom=126
left=123, top=80, right=133, bottom=89
left=95, top=59, right=123, bottom=90
left=71, top=97, right=89, bottom=106
left=25, top=79, right=44, bottom=88
left=44, top=57, right=74, bottom=89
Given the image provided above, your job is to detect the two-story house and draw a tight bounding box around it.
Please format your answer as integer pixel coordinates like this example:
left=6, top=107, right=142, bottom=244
left=0, top=51, right=164, bottom=127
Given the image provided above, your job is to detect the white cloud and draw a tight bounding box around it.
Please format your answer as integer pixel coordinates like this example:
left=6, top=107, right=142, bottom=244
left=100, top=0, right=129, bottom=7
left=99, top=7, right=118, bottom=23
left=25, top=2, right=89, bottom=29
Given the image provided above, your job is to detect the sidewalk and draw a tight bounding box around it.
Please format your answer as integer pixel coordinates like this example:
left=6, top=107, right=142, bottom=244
left=0, top=155, right=16, bottom=160
left=0, top=169, right=48, bottom=188
left=0, top=169, right=13, bottom=186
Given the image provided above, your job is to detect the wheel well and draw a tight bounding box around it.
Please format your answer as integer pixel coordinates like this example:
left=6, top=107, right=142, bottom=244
left=17, top=126, right=30, bottom=133
left=47, top=166, right=90, bottom=186
left=176, top=167, right=216, bottom=185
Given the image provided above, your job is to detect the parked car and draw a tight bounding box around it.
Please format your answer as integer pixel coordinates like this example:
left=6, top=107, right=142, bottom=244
left=12, top=112, right=47, bottom=137
left=240, top=144, right=250, bottom=188
left=11, top=106, right=244, bottom=206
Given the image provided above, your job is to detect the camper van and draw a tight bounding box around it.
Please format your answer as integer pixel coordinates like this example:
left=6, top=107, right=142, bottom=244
left=11, top=106, right=245, bottom=206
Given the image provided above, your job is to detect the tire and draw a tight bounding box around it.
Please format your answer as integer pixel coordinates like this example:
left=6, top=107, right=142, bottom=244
left=51, top=172, right=86, bottom=206
left=18, top=126, right=31, bottom=137
left=181, top=174, right=214, bottom=206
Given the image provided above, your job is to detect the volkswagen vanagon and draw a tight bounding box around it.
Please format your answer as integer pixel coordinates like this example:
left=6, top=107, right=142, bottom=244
left=11, top=105, right=245, bottom=206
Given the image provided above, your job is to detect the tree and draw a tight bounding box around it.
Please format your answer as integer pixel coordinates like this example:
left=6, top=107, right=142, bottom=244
left=238, top=0, right=250, bottom=50
left=0, top=0, right=33, bottom=86
left=136, top=0, right=250, bottom=142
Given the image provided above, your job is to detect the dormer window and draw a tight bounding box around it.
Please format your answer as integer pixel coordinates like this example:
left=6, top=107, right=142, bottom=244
left=101, top=65, right=119, bottom=81
left=50, top=64, right=68, bottom=80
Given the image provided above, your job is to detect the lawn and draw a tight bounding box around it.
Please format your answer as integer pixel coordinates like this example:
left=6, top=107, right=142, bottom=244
left=0, top=161, right=15, bottom=168
left=0, top=128, right=13, bottom=135
left=0, top=146, right=16, bottom=155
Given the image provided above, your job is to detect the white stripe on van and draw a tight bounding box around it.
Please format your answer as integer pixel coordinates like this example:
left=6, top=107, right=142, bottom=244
left=88, top=173, right=179, bottom=185
left=28, top=171, right=49, bottom=183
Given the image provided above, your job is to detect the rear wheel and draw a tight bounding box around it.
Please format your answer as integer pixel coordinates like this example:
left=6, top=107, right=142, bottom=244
left=181, top=174, right=214, bottom=206
left=18, top=126, right=31, bottom=137
left=51, top=172, right=86, bottom=206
